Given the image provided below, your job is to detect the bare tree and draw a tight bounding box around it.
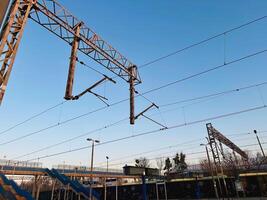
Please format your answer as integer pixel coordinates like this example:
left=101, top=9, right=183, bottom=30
left=156, top=158, right=165, bottom=175
left=200, top=159, right=212, bottom=173
left=135, top=157, right=150, bottom=168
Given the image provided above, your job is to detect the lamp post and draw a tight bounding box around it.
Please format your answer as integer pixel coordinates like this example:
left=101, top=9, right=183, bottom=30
left=106, top=156, right=109, bottom=173
left=200, top=143, right=219, bottom=199
left=87, top=138, right=100, bottom=200
left=63, top=161, right=65, bottom=173
left=104, top=156, right=109, bottom=200
left=12, top=162, right=18, bottom=180
left=253, top=130, right=266, bottom=158
left=1, top=156, right=6, bottom=171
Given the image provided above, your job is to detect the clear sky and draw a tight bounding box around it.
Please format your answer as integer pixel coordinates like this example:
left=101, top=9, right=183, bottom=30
left=1, top=0, right=267, bottom=169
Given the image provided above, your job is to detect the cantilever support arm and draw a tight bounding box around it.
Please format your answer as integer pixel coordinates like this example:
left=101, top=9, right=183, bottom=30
left=72, top=76, right=115, bottom=100
left=134, top=103, right=166, bottom=128
left=141, top=114, right=168, bottom=129
left=134, top=104, right=156, bottom=120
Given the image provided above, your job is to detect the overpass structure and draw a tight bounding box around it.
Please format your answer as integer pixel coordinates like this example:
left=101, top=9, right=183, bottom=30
left=0, top=164, right=140, bottom=199
left=0, top=165, right=139, bottom=179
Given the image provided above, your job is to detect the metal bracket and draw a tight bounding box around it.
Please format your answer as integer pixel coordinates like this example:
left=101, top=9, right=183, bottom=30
left=134, top=103, right=167, bottom=129
left=134, top=103, right=157, bottom=120
left=71, top=75, right=116, bottom=105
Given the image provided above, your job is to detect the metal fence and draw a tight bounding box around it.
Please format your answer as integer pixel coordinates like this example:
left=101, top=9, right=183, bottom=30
left=52, top=164, right=123, bottom=173
left=0, top=159, right=42, bottom=168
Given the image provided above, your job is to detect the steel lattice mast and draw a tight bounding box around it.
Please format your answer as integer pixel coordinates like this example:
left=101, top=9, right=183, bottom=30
left=0, top=0, right=141, bottom=124
left=206, top=123, right=248, bottom=198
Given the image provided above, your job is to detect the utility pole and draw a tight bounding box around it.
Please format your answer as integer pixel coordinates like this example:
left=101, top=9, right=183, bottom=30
left=87, top=138, right=100, bottom=200
left=253, top=130, right=266, bottom=158
left=200, top=143, right=219, bottom=199
left=129, top=66, right=136, bottom=125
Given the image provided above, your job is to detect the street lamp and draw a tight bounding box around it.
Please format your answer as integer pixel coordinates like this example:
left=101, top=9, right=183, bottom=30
left=12, top=162, right=18, bottom=180
left=1, top=155, right=6, bottom=171
left=106, top=156, right=109, bottom=173
left=74, top=167, right=78, bottom=181
left=252, top=130, right=266, bottom=158
left=87, top=138, right=100, bottom=200
left=200, top=143, right=219, bottom=199
left=104, top=156, right=109, bottom=200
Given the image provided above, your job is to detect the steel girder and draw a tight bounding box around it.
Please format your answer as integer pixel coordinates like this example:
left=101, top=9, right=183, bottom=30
left=0, top=0, right=34, bottom=104
left=207, top=123, right=248, bottom=160
left=29, top=0, right=141, bottom=84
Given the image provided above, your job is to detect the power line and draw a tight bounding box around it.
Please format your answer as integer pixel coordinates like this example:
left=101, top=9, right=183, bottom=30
left=2, top=15, right=266, bottom=138
left=160, top=81, right=267, bottom=108
left=95, top=134, right=267, bottom=167
left=105, top=150, right=207, bottom=168
left=98, top=142, right=267, bottom=168
left=95, top=138, right=205, bottom=165
left=141, top=49, right=267, bottom=96
left=0, top=101, right=67, bottom=136
left=0, top=97, right=131, bottom=146
left=6, top=78, right=267, bottom=160
left=25, top=104, right=267, bottom=162
left=11, top=117, right=128, bottom=160
left=139, top=15, right=267, bottom=69
left=2, top=47, right=266, bottom=146
left=11, top=80, right=267, bottom=159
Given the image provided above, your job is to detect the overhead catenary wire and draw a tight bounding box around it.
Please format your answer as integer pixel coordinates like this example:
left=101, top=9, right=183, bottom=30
left=2, top=15, right=266, bottom=137
left=95, top=138, right=205, bottom=165
left=102, top=131, right=267, bottom=165
left=1, top=48, right=266, bottom=147
left=100, top=146, right=267, bottom=168
left=0, top=101, right=67, bottom=136
left=8, top=79, right=267, bottom=159
left=25, top=104, right=267, bottom=162
left=95, top=135, right=267, bottom=167
left=106, top=150, right=207, bottom=168
left=139, top=15, right=267, bottom=69
left=96, top=141, right=267, bottom=168
left=12, top=105, right=265, bottom=160
left=11, top=117, right=128, bottom=160
left=160, top=81, right=267, bottom=108
left=76, top=57, right=108, bottom=78
left=141, top=49, right=267, bottom=96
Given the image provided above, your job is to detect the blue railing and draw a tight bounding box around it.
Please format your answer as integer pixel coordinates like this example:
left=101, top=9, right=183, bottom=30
left=45, top=168, right=100, bottom=200
left=0, top=173, right=34, bottom=200
left=9, top=180, right=34, bottom=200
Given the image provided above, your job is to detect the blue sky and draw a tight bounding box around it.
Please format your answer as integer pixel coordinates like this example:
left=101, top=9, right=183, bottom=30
left=1, top=0, right=267, bottom=169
